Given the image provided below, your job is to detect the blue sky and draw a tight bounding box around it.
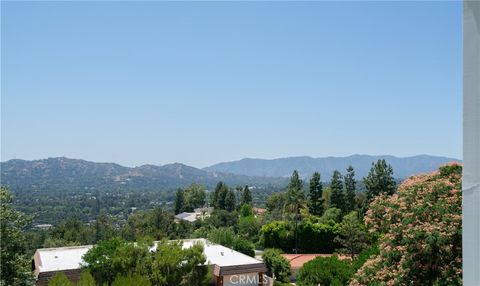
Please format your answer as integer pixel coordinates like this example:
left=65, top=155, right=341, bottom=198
left=1, top=1, right=462, bottom=168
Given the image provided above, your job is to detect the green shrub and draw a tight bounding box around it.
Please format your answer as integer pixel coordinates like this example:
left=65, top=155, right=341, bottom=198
left=77, top=271, right=96, bottom=286
left=111, top=273, right=151, bottom=286
left=233, top=238, right=255, bottom=257
left=262, top=249, right=291, bottom=283
left=47, top=272, right=73, bottom=286
left=296, top=255, right=353, bottom=286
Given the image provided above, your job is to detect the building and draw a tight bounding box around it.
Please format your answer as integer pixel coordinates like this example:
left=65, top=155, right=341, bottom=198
left=252, top=207, right=266, bottom=216
left=32, top=245, right=92, bottom=286
left=174, top=207, right=213, bottom=223
left=34, top=224, right=54, bottom=230
left=155, top=239, right=267, bottom=286
left=32, top=239, right=267, bottom=286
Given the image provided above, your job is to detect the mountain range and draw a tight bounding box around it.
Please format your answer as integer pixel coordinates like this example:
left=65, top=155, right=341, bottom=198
left=204, top=154, right=460, bottom=179
left=0, top=157, right=286, bottom=193
left=1, top=155, right=460, bottom=193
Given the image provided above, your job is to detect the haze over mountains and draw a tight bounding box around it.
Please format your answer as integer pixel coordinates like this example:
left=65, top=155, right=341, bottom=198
left=0, top=157, right=285, bottom=193
left=1, top=155, right=459, bottom=193
left=205, top=155, right=460, bottom=179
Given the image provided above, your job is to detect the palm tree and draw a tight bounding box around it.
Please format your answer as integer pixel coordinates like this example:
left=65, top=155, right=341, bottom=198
left=283, top=170, right=306, bottom=254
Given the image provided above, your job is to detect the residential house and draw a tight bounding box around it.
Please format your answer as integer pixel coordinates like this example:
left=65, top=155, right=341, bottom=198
left=32, top=239, right=267, bottom=286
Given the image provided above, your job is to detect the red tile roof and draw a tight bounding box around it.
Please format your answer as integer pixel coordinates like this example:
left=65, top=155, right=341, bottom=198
left=281, top=254, right=350, bottom=270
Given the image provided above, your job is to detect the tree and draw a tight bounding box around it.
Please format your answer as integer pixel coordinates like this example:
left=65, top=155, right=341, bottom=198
left=308, top=172, right=324, bottom=216
left=232, top=238, right=255, bottom=257
left=363, top=159, right=396, bottom=204
left=319, top=207, right=342, bottom=224
left=77, top=271, right=96, bottom=286
left=334, top=211, right=368, bottom=260
left=0, top=186, right=34, bottom=286
left=284, top=170, right=306, bottom=254
left=83, top=238, right=210, bottom=286
left=174, top=189, right=186, bottom=214
left=212, top=182, right=228, bottom=210
left=82, top=238, right=125, bottom=284
left=205, top=209, right=238, bottom=228
left=344, top=166, right=357, bottom=213
left=296, top=256, right=353, bottom=286
left=94, top=213, right=115, bottom=242
left=239, top=204, right=253, bottom=217
left=47, top=272, right=73, bottom=286
left=329, top=170, right=346, bottom=213
left=224, top=190, right=236, bottom=212
left=184, top=184, right=206, bottom=212
left=207, top=228, right=255, bottom=257
left=237, top=215, right=260, bottom=242
left=265, top=192, right=286, bottom=221
left=151, top=241, right=208, bottom=286
left=111, top=239, right=153, bottom=278
left=351, top=163, right=462, bottom=286
left=112, top=273, right=152, bottom=286
left=240, top=185, right=252, bottom=206
left=261, top=221, right=295, bottom=252
left=207, top=228, right=236, bottom=247
left=262, top=249, right=291, bottom=283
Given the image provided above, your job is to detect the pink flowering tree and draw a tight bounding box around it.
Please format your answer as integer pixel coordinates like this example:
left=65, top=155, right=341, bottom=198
left=350, top=163, right=462, bottom=286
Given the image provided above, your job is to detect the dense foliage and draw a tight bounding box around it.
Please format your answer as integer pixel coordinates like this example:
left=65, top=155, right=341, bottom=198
left=6, top=158, right=464, bottom=286
left=261, top=249, right=291, bottom=283
left=0, top=187, right=34, bottom=286
left=82, top=239, right=210, bottom=286
left=297, top=255, right=353, bottom=286
left=350, top=163, right=462, bottom=285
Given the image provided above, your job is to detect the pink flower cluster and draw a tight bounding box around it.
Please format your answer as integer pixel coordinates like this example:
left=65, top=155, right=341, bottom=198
left=350, top=163, right=462, bottom=286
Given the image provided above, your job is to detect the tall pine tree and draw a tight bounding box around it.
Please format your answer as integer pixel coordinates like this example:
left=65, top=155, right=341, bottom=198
left=329, top=170, right=346, bottom=213
left=308, top=172, right=324, bottom=216
left=224, top=190, right=236, bottom=212
left=284, top=170, right=305, bottom=253
left=344, top=166, right=356, bottom=213
left=241, top=185, right=253, bottom=206
left=174, top=189, right=185, bottom=214
left=363, top=159, right=396, bottom=203
left=212, top=182, right=229, bottom=210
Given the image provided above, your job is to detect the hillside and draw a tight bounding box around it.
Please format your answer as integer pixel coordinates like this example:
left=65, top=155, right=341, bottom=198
left=204, top=154, right=461, bottom=179
left=0, top=157, right=286, bottom=194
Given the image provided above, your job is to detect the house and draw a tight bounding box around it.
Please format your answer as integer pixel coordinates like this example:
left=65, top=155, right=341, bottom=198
left=32, top=239, right=267, bottom=286
left=174, top=207, right=213, bottom=223
left=252, top=207, right=266, bottom=216
left=34, top=224, right=54, bottom=230
left=174, top=212, right=199, bottom=223
left=32, top=245, right=93, bottom=286
left=154, top=239, right=268, bottom=286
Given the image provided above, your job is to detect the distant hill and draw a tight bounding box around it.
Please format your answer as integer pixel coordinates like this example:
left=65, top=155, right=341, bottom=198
left=0, top=157, right=286, bottom=194
left=1, top=155, right=461, bottom=194
left=204, top=155, right=461, bottom=179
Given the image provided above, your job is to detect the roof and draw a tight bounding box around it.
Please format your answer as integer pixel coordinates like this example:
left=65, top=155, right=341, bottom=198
left=281, top=254, right=350, bottom=270
left=34, top=239, right=264, bottom=275
left=252, top=207, right=266, bottom=214
left=35, top=245, right=92, bottom=273
left=181, top=239, right=262, bottom=267
left=174, top=212, right=198, bottom=222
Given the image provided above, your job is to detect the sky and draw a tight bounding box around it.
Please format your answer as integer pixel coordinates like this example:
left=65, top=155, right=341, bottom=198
left=1, top=1, right=462, bottom=168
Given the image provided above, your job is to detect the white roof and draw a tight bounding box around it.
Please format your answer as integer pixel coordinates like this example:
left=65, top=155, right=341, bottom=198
left=175, top=212, right=198, bottom=222
left=180, top=239, right=262, bottom=267
left=34, top=239, right=260, bottom=273
left=36, top=245, right=92, bottom=273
